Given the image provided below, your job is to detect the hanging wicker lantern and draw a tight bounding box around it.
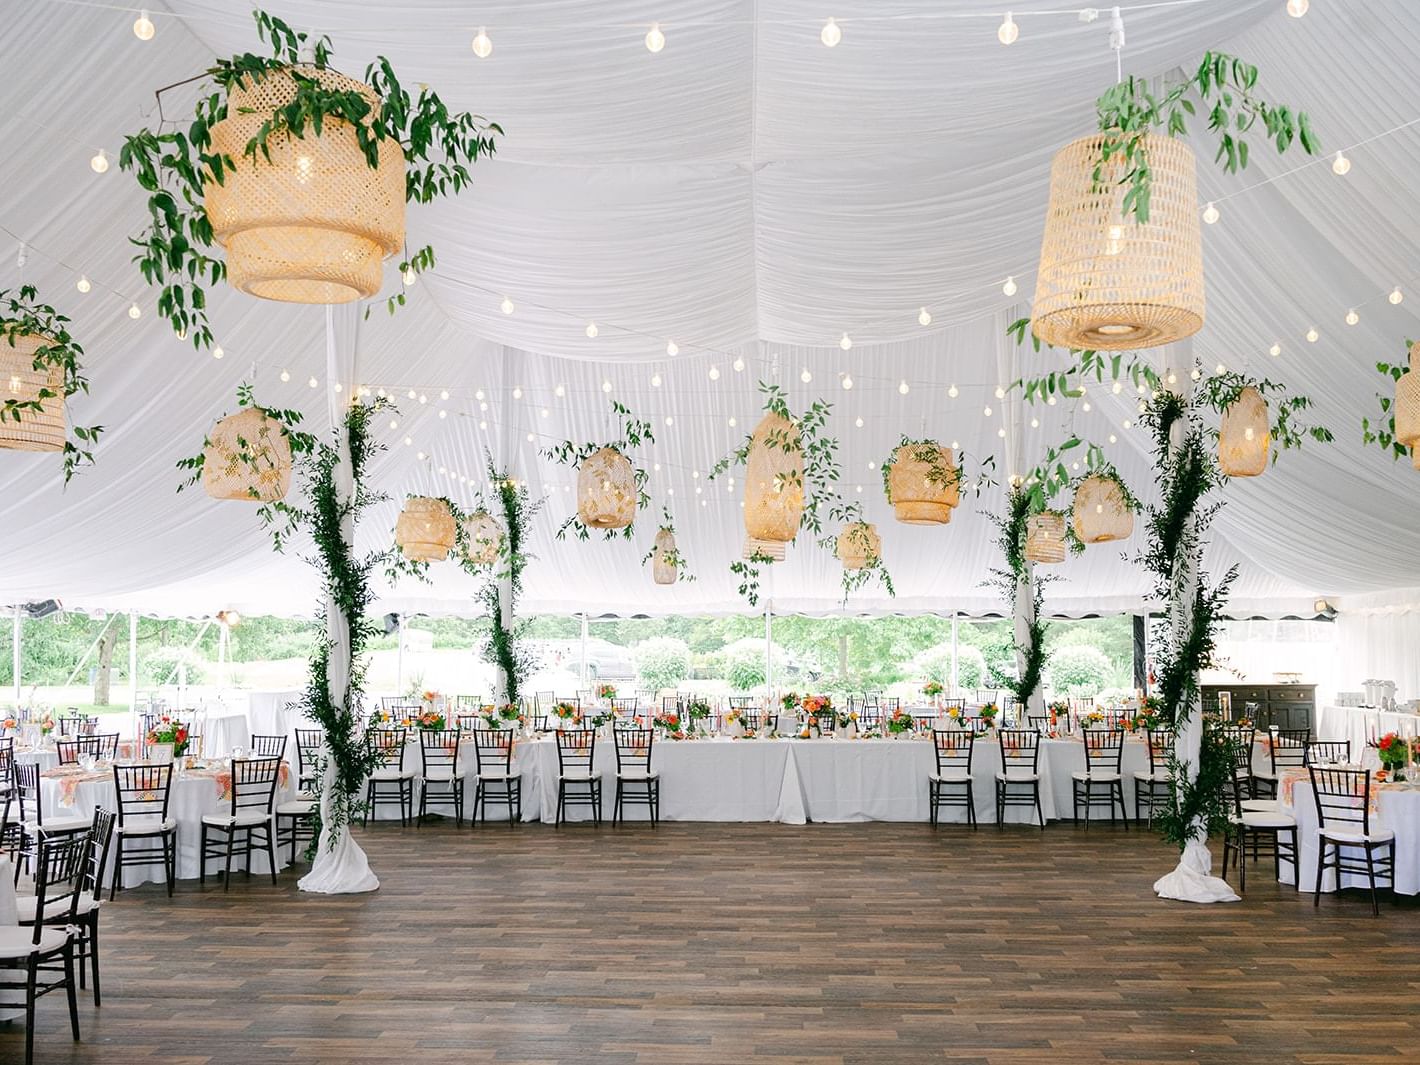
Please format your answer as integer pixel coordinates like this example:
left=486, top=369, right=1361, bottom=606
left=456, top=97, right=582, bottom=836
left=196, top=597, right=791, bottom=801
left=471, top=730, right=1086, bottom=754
left=396, top=496, right=456, bottom=562
left=1395, top=342, right=1420, bottom=468
left=836, top=521, right=882, bottom=570
left=577, top=446, right=637, bottom=530
left=652, top=527, right=678, bottom=585
left=1032, top=132, right=1204, bottom=351
left=0, top=332, right=64, bottom=453
left=205, top=66, right=406, bottom=304
left=743, top=412, right=804, bottom=561
left=1071, top=474, right=1133, bottom=544
left=1218, top=386, right=1270, bottom=477
left=461, top=509, right=505, bottom=566
left=886, top=443, right=959, bottom=525
left=1024, top=511, right=1067, bottom=565
left=200, top=406, right=293, bottom=502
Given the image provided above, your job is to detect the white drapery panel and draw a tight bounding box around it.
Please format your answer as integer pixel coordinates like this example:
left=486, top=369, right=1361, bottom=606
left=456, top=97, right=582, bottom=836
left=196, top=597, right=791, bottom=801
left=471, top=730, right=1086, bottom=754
left=0, top=1, right=1417, bottom=619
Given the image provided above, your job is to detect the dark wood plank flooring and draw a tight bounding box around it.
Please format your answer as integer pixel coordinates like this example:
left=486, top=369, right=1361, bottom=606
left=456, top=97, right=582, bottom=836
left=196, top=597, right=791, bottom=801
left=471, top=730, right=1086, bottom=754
left=5, top=820, right=1417, bottom=1064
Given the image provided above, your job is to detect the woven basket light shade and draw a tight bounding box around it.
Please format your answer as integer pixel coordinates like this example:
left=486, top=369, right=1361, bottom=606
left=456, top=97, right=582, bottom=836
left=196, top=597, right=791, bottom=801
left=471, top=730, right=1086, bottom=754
left=652, top=527, right=678, bottom=585
left=1394, top=343, right=1420, bottom=466
left=206, top=66, right=405, bottom=304
left=577, top=446, right=637, bottom=530
left=1024, top=511, right=1067, bottom=565
left=836, top=521, right=882, bottom=570
left=396, top=496, right=456, bottom=563
left=1218, top=386, right=1270, bottom=477
left=1071, top=474, right=1134, bottom=544
left=887, top=443, right=959, bottom=525
left=461, top=509, right=504, bottom=566
left=1032, top=132, right=1204, bottom=351
left=743, top=412, right=804, bottom=562
left=200, top=407, right=293, bottom=502
left=0, top=332, right=64, bottom=452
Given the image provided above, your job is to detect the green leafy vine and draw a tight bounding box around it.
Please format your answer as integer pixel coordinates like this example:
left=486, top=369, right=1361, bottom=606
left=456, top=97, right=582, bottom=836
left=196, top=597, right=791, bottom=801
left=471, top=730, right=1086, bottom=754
left=542, top=399, right=655, bottom=541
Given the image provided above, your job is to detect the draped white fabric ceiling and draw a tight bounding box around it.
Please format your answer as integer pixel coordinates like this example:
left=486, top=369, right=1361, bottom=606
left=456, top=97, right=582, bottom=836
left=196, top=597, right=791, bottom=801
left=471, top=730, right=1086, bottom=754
left=2, top=0, right=1418, bottom=618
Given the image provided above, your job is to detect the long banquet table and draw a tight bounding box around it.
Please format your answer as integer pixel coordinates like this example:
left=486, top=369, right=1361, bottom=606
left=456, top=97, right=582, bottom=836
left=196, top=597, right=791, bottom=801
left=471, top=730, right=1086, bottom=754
left=1316, top=703, right=1420, bottom=759
left=1279, top=772, right=1420, bottom=895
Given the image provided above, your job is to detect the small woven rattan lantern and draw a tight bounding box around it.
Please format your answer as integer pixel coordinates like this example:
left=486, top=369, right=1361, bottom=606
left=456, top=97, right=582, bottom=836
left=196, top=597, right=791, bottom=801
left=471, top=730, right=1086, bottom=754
left=1032, top=132, right=1204, bottom=351
left=1394, top=342, right=1420, bottom=466
left=461, top=509, right=504, bottom=566
left=743, top=412, right=804, bottom=562
left=652, top=527, right=678, bottom=585
left=0, top=332, right=64, bottom=452
left=396, top=496, right=456, bottom=562
left=1071, top=474, right=1134, bottom=544
left=201, top=406, right=293, bottom=502
left=836, top=521, right=882, bottom=570
left=578, top=446, right=636, bottom=530
left=1218, top=386, right=1270, bottom=477
left=206, top=66, right=405, bottom=304
left=1024, top=511, right=1067, bottom=565
left=886, top=443, right=959, bottom=525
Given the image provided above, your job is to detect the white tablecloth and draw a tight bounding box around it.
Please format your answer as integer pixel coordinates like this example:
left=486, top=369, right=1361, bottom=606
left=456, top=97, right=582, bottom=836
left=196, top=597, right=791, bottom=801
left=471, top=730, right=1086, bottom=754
left=0, top=857, right=17, bottom=1021
left=246, top=690, right=303, bottom=746
left=1316, top=704, right=1420, bottom=761
left=197, top=703, right=251, bottom=758
left=1280, top=779, right=1419, bottom=895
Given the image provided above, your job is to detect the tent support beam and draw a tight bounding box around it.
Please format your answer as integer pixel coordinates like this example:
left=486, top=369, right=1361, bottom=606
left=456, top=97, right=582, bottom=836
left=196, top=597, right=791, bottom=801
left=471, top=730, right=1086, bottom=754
left=11, top=604, right=20, bottom=705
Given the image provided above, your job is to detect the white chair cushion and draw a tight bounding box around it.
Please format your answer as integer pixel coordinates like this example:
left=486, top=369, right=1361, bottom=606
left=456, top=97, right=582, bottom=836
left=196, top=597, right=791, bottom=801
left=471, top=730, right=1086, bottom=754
left=0, top=926, right=68, bottom=959
left=15, top=893, right=99, bottom=922
left=1321, top=826, right=1395, bottom=844
left=371, top=768, right=414, bottom=781
left=1237, top=810, right=1297, bottom=830
left=928, top=770, right=971, bottom=784
left=617, top=770, right=659, bottom=780
left=275, top=800, right=316, bottom=817
left=996, top=772, right=1039, bottom=782
left=477, top=770, right=520, bottom=781
left=201, top=810, right=271, bottom=829
left=24, top=816, right=92, bottom=835
left=560, top=771, right=602, bottom=782
left=117, top=815, right=177, bottom=835
left=1072, top=770, right=1122, bottom=782
left=1241, top=799, right=1281, bottom=813
left=421, top=770, right=465, bottom=782
left=1133, top=770, right=1170, bottom=783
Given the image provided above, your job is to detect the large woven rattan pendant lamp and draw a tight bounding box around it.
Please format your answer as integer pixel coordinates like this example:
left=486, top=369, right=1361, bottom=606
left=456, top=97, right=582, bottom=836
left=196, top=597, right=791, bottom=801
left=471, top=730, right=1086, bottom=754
left=886, top=443, right=959, bottom=525
left=1071, top=474, right=1133, bottom=544
left=396, top=496, right=457, bottom=562
left=1395, top=342, right=1420, bottom=469
left=201, top=407, right=293, bottom=502
left=836, top=521, right=882, bottom=570
left=1024, top=511, right=1067, bottom=565
left=1032, top=132, right=1204, bottom=350
left=743, top=412, right=804, bottom=561
left=205, top=67, right=405, bottom=304
left=577, top=447, right=637, bottom=530
left=1218, top=386, right=1270, bottom=477
left=461, top=509, right=505, bottom=566
left=0, top=332, right=64, bottom=453
left=652, top=527, right=679, bottom=585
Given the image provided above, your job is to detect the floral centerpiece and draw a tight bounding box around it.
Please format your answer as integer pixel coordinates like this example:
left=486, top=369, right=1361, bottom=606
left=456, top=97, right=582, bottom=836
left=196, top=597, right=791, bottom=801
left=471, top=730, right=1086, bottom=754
left=1375, top=732, right=1416, bottom=781
left=416, top=709, right=446, bottom=731
left=596, top=683, right=617, bottom=701
left=38, top=713, right=55, bottom=737
left=147, top=715, right=190, bottom=757
left=978, top=703, right=999, bottom=728
left=724, top=707, right=748, bottom=738
left=684, top=698, right=712, bottom=734
left=1082, top=709, right=1106, bottom=728
left=481, top=703, right=522, bottom=729
left=551, top=702, right=581, bottom=729
left=1131, top=696, right=1163, bottom=732
left=836, top=709, right=861, bottom=738
left=781, top=691, right=801, bottom=713
left=886, top=707, right=915, bottom=735
left=943, top=704, right=965, bottom=728
left=922, top=680, right=944, bottom=705
left=1, top=715, right=15, bottom=733
left=653, top=711, right=685, bottom=739
left=802, top=694, right=833, bottom=718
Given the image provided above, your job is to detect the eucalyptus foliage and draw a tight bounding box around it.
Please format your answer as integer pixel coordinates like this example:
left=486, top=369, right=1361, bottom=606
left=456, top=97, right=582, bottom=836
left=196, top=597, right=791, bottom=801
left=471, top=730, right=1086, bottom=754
left=119, top=10, right=501, bottom=349
left=0, top=285, right=102, bottom=482
left=728, top=550, right=776, bottom=609
left=821, top=500, right=894, bottom=602
left=1360, top=340, right=1414, bottom=462
left=1198, top=371, right=1333, bottom=460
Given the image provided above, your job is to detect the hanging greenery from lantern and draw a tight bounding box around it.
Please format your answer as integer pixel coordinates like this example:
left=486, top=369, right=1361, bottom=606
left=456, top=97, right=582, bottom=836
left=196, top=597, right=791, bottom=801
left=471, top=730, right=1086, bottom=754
left=1005, top=318, right=1163, bottom=401
left=1200, top=372, right=1332, bottom=477
left=120, top=10, right=501, bottom=349
left=1361, top=340, right=1420, bottom=466
left=880, top=437, right=959, bottom=525
left=394, top=495, right=458, bottom=562
left=1070, top=463, right=1140, bottom=545
left=823, top=500, right=893, bottom=601
left=0, top=285, right=102, bottom=482
left=461, top=508, right=506, bottom=567
left=728, top=549, right=776, bottom=609
left=641, top=507, right=694, bottom=585
left=176, top=382, right=316, bottom=546
left=543, top=400, right=654, bottom=540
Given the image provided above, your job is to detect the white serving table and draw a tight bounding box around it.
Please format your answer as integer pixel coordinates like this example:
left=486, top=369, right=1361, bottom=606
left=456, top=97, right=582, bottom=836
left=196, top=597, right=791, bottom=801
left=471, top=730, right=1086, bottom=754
left=1280, top=774, right=1419, bottom=895
left=1315, top=704, right=1420, bottom=760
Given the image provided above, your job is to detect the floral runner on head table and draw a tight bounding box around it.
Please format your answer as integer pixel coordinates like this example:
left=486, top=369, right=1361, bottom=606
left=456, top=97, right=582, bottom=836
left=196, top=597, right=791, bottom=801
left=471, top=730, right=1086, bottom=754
left=42, top=758, right=291, bottom=806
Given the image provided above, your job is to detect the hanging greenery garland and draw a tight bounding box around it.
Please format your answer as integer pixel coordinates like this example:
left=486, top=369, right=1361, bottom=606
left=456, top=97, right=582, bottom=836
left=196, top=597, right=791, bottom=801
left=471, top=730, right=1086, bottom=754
left=728, top=550, right=775, bottom=609
left=1198, top=371, right=1333, bottom=467
left=0, top=285, right=102, bottom=482
left=120, top=10, right=500, bottom=349
left=642, top=507, right=695, bottom=584
left=822, top=500, right=894, bottom=601
left=479, top=464, right=541, bottom=707
left=543, top=400, right=654, bottom=540
left=1360, top=343, right=1416, bottom=463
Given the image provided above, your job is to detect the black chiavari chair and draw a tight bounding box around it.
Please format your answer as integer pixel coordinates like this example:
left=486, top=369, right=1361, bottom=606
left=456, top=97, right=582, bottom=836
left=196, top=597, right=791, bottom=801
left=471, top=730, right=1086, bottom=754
left=1305, top=740, right=1351, bottom=767
left=1073, top=727, right=1128, bottom=827
left=1025, top=713, right=1050, bottom=734
left=250, top=734, right=287, bottom=760
left=555, top=729, right=602, bottom=826
left=1220, top=759, right=1297, bottom=895
left=1309, top=765, right=1394, bottom=916
left=929, top=729, right=976, bottom=828
left=456, top=712, right=486, bottom=732
left=363, top=727, right=415, bottom=826
left=472, top=728, right=522, bottom=826
left=57, top=714, right=96, bottom=738
left=110, top=762, right=177, bottom=898
left=1254, top=727, right=1310, bottom=799
left=11, top=762, right=91, bottom=878
left=199, top=756, right=281, bottom=891
left=1133, top=728, right=1173, bottom=826
left=661, top=695, right=682, bottom=715
left=610, top=697, right=639, bottom=718
left=417, top=728, right=464, bottom=826
left=612, top=727, right=659, bottom=825
left=294, top=728, right=324, bottom=795
left=995, top=729, right=1045, bottom=829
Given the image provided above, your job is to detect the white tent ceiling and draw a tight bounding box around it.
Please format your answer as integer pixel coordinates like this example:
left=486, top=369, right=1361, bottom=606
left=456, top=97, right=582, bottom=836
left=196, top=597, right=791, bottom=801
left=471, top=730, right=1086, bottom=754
left=2, top=0, right=1419, bottom=618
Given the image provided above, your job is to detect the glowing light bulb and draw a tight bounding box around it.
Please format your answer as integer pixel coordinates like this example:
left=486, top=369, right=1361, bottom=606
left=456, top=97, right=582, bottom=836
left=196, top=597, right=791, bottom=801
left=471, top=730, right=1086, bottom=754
left=1190, top=368, right=1201, bottom=381
left=404, top=436, right=413, bottom=446
left=1166, top=371, right=1178, bottom=385
left=280, top=369, right=291, bottom=382
left=418, top=393, right=428, bottom=404
left=602, top=380, right=612, bottom=393
left=1215, top=362, right=1226, bottom=374
left=994, top=385, right=1005, bottom=400
left=997, top=11, right=1019, bottom=44
left=1346, top=309, right=1359, bottom=326
left=728, top=416, right=737, bottom=427
left=475, top=389, right=485, bottom=401
left=1111, top=381, right=1122, bottom=394
left=665, top=416, right=674, bottom=426
left=133, top=9, right=155, bottom=39
left=645, top=22, right=665, bottom=52
left=472, top=27, right=492, bottom=58
left=918, top=307, right=931, bottom=326
left=440, top=410, right=448, bottom=419
left=1002, top=276, right=1017, bottom=296
left=651, top=373, right=662, bottom=388
left=1047, top=394, right=1057, bottom=406
left=417, top=451, right=426, bottom=461
left=1287, top=0, right=1308, bottom=16
left=839, top=332, right=852, bottom=351
left=841, top=374, right=854, bottom=390
left=555, top=384, right=566, bottom=398
left=212, top=345, right=224, bottom=360
left=127, top=302, right=140, bottom=319
left=1082, top=401, right=1092, bottom=412
left=1109, top=433, right=1117, bottom=444
left=499, top=296, right=514, bottom=314
left=90, top=150, right=109, bottom=174
left=76, top=275, right=90, bottom=293
left=800, top=368, right=812, bottom=383
left=820, top=17, right=841, bottom=47
left=1123, top=419, right=1132, bottom=429
left=1269, top=343, right=1281, bottom=357
left=709, top=366, right=721, bottom=380
left=585, top=321, right=598, bottom=338
left=983, top=406, right=993, bottom=417
left=855, top=416, right=864, bottom=428
left=997, top=427, right=1006, bottom=438
left=402, top=265, right=417, bottom=286
left=407, top=389, right=417, bottom=400
left=867, top=461, right=876, bottom=471
left=511, top=386, right=523, bottom=399
left=1332, top=151, right=1350, bottom=176
left=898, top=380, right=910, bottom=395
left=733, top=356, right=745, bottom=372
left=1306, top=326, right=1319, bottom=343
left=1030, top=417, right=1039, bottom=429
left=948, top=384, right=958, bottom=399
